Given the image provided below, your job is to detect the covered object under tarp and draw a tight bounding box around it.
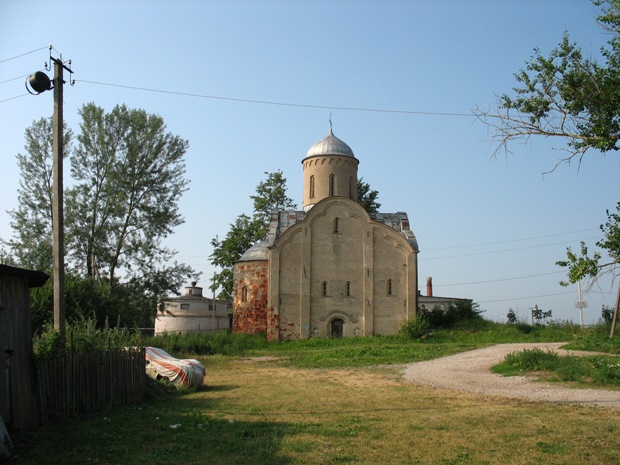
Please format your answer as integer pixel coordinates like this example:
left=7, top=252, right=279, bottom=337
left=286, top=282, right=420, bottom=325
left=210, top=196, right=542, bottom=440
left=145, top=347, right=206, bottom=388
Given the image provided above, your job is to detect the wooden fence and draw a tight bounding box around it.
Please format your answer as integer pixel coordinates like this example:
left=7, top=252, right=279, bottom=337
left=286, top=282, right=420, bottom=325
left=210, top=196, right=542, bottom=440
left=36, top=348, right=146, bottom=425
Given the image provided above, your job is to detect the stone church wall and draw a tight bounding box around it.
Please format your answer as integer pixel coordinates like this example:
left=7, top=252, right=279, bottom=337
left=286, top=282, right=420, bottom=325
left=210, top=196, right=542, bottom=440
left=233, top=260, right=269, bottom=335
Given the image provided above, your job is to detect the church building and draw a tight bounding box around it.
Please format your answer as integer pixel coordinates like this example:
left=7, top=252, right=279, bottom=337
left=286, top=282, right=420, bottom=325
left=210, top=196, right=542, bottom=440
left=233, top=129, right=419, bottom=340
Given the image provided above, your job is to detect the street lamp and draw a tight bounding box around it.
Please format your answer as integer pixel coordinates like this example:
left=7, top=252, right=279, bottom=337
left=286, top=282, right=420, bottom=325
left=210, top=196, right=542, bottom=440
left=26, top=48, right=73, bottom=350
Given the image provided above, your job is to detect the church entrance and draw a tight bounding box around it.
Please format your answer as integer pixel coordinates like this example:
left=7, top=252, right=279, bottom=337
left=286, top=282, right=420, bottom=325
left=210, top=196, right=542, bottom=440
left=330, top=318, right=344, bottom=338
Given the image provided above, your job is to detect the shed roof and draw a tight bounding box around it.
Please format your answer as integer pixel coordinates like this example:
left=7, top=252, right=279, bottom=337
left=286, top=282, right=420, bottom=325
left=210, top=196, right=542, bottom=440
left=0, top=264, right=49, bottom=288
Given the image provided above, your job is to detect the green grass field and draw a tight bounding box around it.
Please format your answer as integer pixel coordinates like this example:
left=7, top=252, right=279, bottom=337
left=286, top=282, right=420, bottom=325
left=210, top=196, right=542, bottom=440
left=12, top=322, right=620, bottom=465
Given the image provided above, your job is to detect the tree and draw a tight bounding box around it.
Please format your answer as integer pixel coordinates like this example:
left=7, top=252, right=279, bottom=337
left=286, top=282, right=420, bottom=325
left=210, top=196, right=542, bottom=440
left=531, top=305, right=553, bottom=325
left=556, top=202, right=620, bottom=336
left=250, top=170, right=296, bottom=239
left=6, top=104, right=195, bottom=329
left=506, top=308, right=518, bottom=324
left=5, top=117, right=72, bottom=270
left=67, top=103, right=191, bottom=288
left=210, top=214, right=262, bottom=300
left=210, top=171, right=296, bottom=300
left=357, top=177, right=381, bottom=213
left=475, top=0, right=620, bottom=170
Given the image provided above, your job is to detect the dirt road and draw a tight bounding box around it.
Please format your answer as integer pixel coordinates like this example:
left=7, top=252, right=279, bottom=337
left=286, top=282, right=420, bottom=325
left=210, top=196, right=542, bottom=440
left=402, top=343, right=620, bottom=409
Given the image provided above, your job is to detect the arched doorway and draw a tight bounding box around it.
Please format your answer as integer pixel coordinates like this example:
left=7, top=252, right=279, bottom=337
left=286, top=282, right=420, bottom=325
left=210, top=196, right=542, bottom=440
left=330, top=318, right=344, bottom=338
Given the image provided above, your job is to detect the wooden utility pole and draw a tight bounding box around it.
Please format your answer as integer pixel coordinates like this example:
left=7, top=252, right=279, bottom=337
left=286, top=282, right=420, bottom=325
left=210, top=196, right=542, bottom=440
left=610, top=281, right=619, bottom=338
left=51, top=57, right=66, bottom=349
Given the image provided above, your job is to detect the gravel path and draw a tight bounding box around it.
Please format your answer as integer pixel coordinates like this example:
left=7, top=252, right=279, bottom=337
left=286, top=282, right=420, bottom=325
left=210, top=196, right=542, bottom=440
left=402, top=343, right=620, bottom=409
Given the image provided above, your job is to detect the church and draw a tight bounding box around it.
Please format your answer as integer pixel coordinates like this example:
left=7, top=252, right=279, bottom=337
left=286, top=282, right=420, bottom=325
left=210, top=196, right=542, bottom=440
left=233, top=128, right=419, bottom=340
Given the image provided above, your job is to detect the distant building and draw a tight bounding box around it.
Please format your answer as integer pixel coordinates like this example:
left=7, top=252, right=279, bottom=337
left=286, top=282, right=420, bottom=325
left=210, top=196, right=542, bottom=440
left=233, top=129, right=420, bottom=340
left=418, top=276, right=472, bottom=311
left=155, top=282, right=231, bottom=335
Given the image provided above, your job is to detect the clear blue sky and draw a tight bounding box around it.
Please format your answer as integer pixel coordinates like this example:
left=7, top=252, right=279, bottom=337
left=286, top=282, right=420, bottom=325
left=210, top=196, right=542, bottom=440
left=1, top=0, right=618, bottom=324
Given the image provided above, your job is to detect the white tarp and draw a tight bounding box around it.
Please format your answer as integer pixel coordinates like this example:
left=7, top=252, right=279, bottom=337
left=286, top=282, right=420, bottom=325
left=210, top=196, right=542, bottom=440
left=145, top=347, right=206, bottom=388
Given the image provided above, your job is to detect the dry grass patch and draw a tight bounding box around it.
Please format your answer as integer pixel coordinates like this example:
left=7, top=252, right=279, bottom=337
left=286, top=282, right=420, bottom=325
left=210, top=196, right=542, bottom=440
left=197, top=358, right=620, bottom=465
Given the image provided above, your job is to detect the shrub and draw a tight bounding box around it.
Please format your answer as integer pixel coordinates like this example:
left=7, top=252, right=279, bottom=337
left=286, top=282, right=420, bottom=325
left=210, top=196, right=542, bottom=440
left=503, top=348, right=560, bottom=371
left=400, top=314, right=430, bottom=339
left=418, top=301, right=483, bottom=329
left=32, top=316, right=142, bottom=358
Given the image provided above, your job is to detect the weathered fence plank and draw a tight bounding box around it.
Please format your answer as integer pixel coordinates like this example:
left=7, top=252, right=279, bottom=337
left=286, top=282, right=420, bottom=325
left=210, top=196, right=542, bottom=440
left=36, top=348, right=145, bottom=425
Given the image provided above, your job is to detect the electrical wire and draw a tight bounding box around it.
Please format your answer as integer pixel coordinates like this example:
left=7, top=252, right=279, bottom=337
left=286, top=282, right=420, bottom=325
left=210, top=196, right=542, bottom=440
left=77, top=79, right=474, bottom=117
left=0, top=74, right=30, bottom=85
left=478, top=291, right=574, bottom=303
left=423, top=228, right=600, bottom=251
left=419, top=235, right=603, bottom=260
left=0, top=94, right=27, bottom=104
left=0, top=46, right=49, bottom=65
left=430, top=270, right=566, bottom=287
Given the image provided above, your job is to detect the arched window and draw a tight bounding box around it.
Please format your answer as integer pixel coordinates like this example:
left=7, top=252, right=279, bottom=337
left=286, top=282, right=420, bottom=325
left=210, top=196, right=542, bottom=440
left=349, top=176, right=354, bottom=199
left=322, top=281, right=328, bottom=297
left=329, top=174, right=335, bottom=196
left=387, top=279, right=393, bottom=296
left=309, top=175, right=315, bottom=198
left=241, top=286, right=248, bottom=302
left=345, top=281, right=351, bottom=296
left=333, top=217, right=340, bottom=234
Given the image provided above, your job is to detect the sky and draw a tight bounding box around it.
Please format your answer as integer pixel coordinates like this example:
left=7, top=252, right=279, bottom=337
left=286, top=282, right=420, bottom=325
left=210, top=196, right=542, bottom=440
left=1, top=0, right=618, bottom=325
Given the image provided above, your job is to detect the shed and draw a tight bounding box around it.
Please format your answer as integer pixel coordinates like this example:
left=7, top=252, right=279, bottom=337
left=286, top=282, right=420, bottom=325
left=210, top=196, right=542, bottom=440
left=0, top=265, right=49, bottom=429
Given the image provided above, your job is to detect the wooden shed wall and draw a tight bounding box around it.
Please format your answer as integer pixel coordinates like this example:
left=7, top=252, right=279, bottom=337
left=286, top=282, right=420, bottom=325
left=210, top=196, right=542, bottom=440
left=0, top=271, right=42, bottom=429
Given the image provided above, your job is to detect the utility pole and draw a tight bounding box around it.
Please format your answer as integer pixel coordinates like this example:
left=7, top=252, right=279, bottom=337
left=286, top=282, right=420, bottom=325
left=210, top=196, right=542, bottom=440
left=611, top=281, right=619, bottom=338
left=51, top=56, right=66, bottom=349
left=27, top=47, right=73, bottom=350
left=575, top=280, right=587, bottom=329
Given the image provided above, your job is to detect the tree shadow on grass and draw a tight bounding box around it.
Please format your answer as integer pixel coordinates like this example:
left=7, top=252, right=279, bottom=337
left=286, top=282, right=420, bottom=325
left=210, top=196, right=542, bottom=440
left=11, top=396, right=293, bottom=465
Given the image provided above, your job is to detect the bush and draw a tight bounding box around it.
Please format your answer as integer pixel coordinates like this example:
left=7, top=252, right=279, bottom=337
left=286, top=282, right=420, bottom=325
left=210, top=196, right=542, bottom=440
left=32, top=316, right=142, bottom=358
left=400, top=314, right=430, bottom=339
left=503, top=348, right=560, bottom=371
left=418, top=301, right=483, bottom=329
left=142, top=330, right=270, bottom=357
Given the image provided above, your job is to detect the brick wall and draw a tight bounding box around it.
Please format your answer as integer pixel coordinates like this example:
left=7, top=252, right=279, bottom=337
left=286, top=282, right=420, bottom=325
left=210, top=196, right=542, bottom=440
left=233, top=261, right=269, bottom=335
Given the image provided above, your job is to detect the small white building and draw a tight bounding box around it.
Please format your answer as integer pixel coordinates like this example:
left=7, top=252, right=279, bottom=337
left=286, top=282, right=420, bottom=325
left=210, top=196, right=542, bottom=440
left=155, top=282, right=231, bottom=335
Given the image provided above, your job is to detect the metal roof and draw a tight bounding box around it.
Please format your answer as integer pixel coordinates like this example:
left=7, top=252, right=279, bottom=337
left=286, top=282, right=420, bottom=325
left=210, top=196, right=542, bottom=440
left=305, top=128, right=355, bottom=158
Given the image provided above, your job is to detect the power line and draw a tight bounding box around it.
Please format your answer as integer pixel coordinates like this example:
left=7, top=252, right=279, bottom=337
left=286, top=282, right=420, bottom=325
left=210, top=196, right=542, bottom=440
left=78, top=79, right=474, bottom=117
left=0, top=74, right=30, bottom=85
left=419, top=235, right=603, bottom=260
left=431, top=270, right=566, bottom=287
left=0, top=46, right=49, bottom=65
left=478, top=291, right=574, bottom=304
left=422, top=228, right=600, bottom=251
left=0, top=94, right=27, bottom=104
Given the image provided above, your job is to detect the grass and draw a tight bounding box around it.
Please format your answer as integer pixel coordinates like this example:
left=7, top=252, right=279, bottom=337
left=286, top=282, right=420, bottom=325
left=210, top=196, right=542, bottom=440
left=492, top=348, right=620, bottom=387
left=12, top=354, right=620, bottom=465
left=11, top=321, right=620, bottom=465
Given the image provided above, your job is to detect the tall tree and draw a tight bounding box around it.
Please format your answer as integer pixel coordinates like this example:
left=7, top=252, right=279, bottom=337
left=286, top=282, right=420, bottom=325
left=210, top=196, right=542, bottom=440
left=475, top=0, right=620, bottom=170
left=250, top=170, right=296, bottom=239
left=6, top=104, right=195, bottom=329
left=210, top=214, right=262, bottom=300
left=357, top=177, right=381, bottom=213
left=210, top=171, right=295, bottom=300
left=67, top=103, right=191, bottom=291
left=6, top=117, right=72, bottom=270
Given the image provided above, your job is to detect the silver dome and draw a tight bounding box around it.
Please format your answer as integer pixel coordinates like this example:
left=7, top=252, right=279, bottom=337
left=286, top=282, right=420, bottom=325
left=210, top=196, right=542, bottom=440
left=237, top=241, right=269, bottom=262
left=305, top=129, right=355, bottom=158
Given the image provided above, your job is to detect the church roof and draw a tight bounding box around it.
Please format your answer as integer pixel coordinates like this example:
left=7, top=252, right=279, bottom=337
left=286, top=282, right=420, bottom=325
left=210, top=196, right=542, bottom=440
left=305, top=128, right=355, bottom=158
left=259, top=206, right=419, bottom=252
left=237, top=241, right=269, bottom=262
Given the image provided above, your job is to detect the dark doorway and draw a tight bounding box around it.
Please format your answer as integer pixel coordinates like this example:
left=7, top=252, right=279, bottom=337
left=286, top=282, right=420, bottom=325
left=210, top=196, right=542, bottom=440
left=330, top=318, right=344, bottom=338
